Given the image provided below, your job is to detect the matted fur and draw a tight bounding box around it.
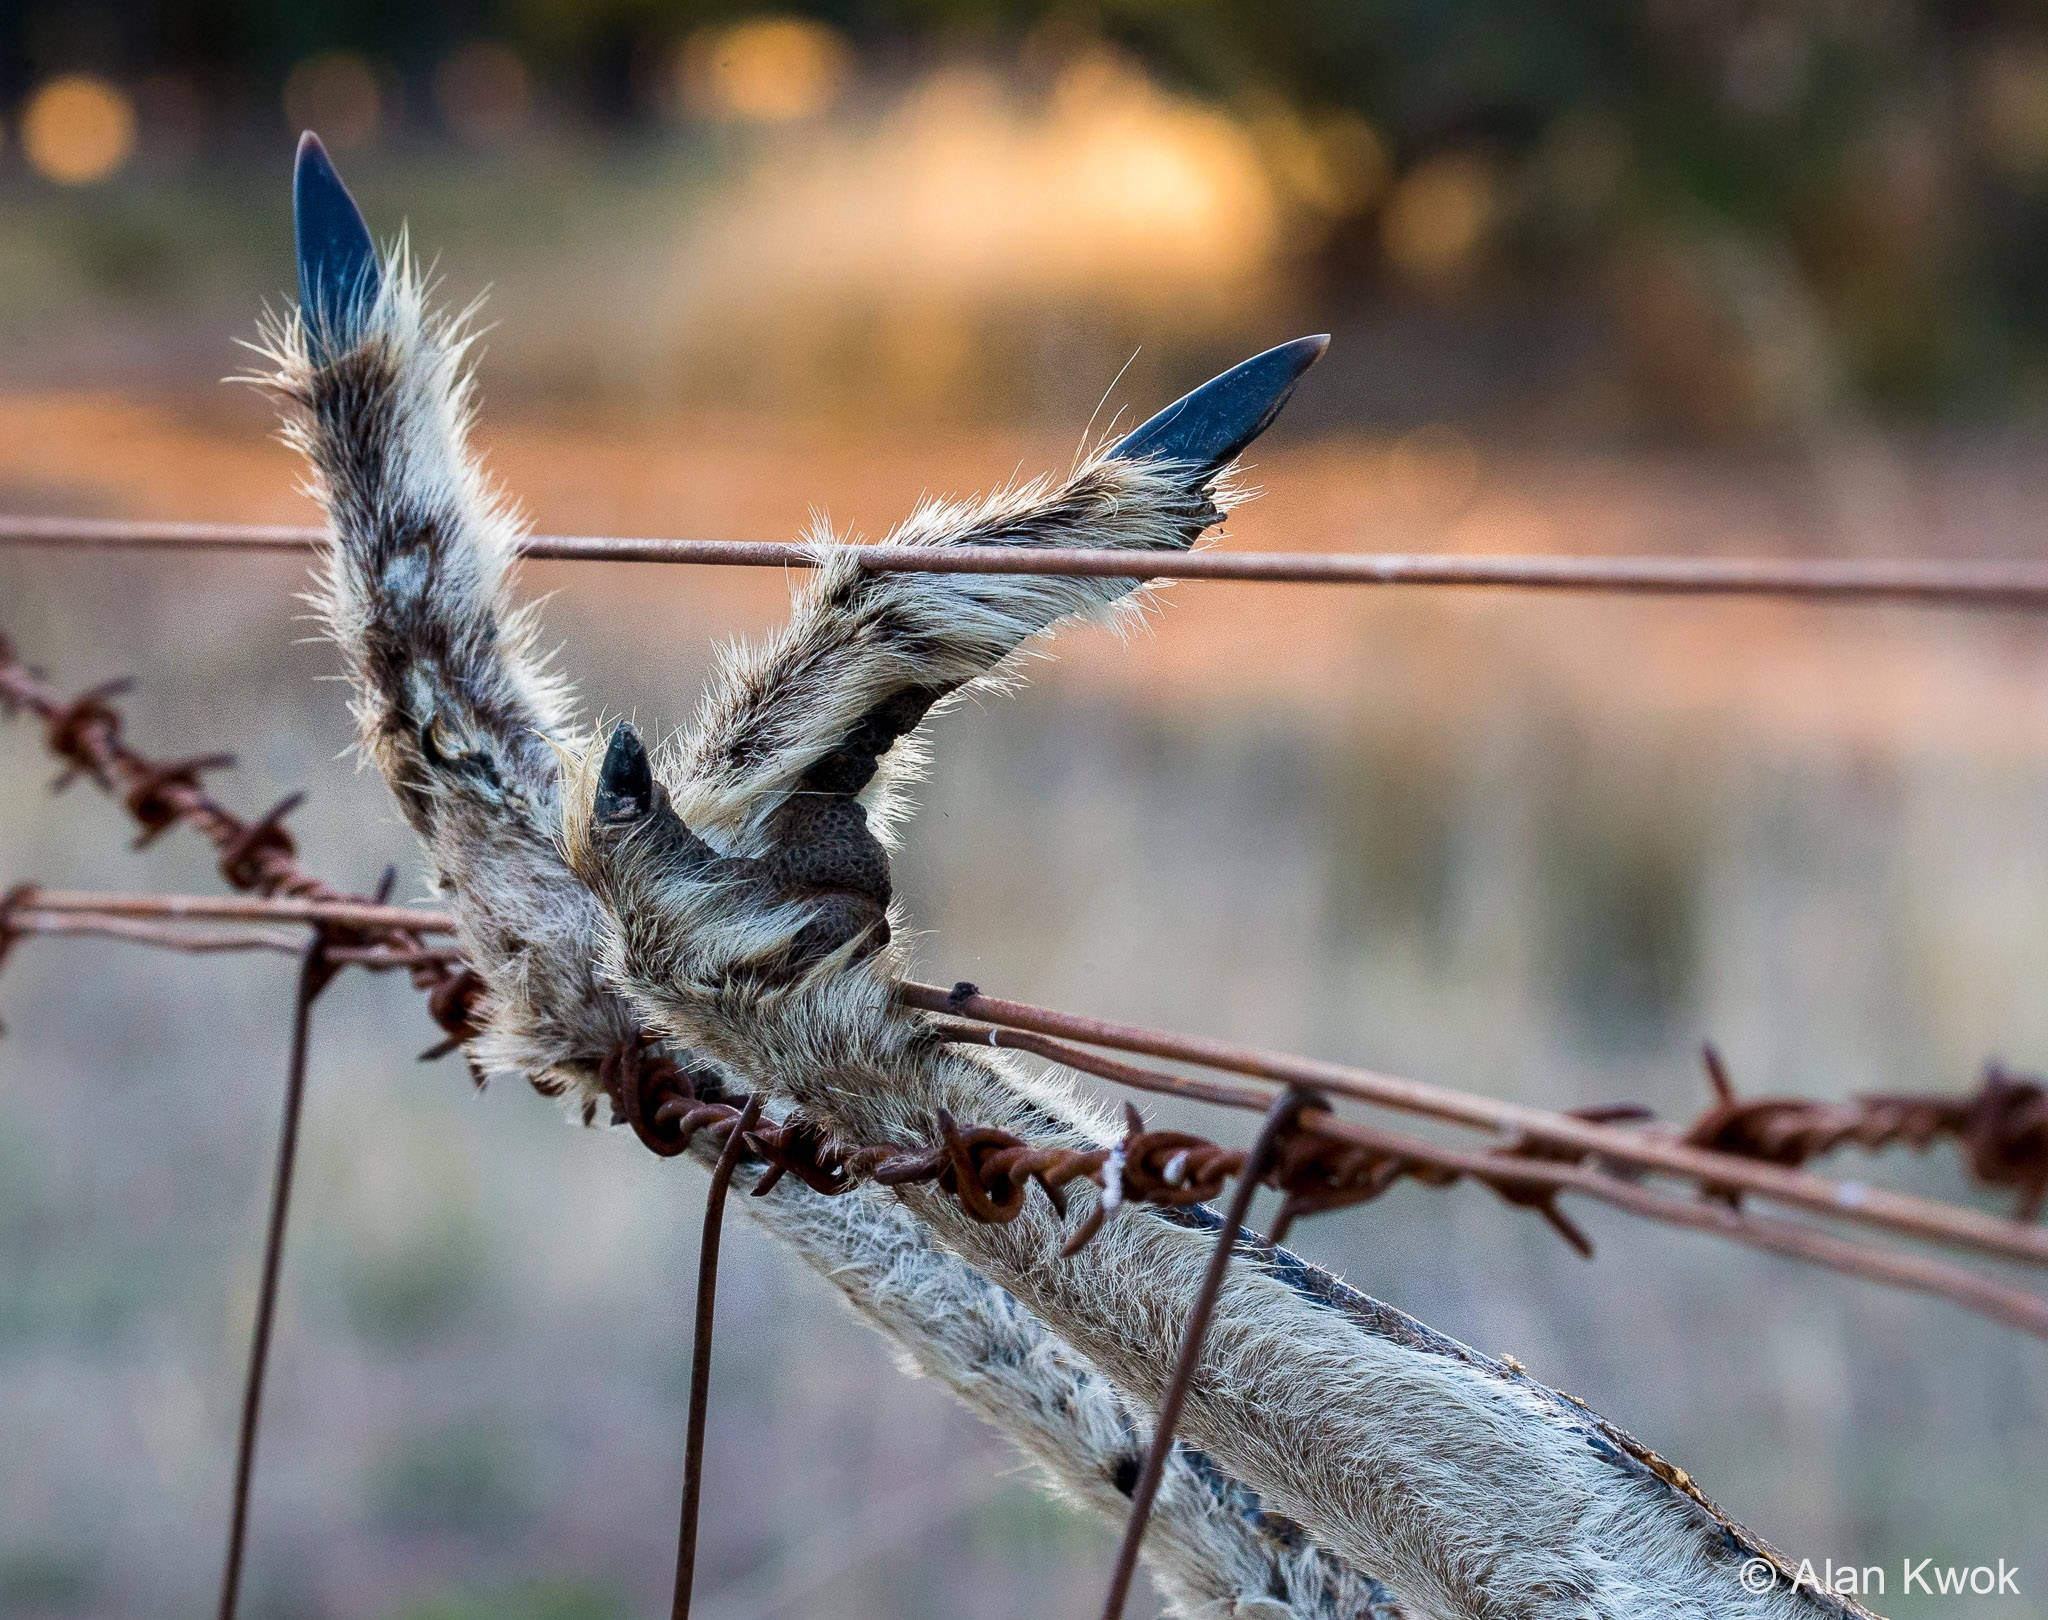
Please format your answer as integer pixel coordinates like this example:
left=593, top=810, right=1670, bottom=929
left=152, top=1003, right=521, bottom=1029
left=754, top=1146, right=1403, bottom=1620
left=251, top=268, right=623, bottom=1101
left=261, top=254, right=1402, bottom=1619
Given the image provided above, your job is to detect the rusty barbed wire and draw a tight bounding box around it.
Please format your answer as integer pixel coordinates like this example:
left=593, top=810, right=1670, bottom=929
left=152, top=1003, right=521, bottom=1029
left=15, top=512, right=2048, bottom=608
left=906, top=983, right=2048, bottom=1269
left=8, top=877, right=2048, bottom=1281
left=9, top=869, right=2048, bottom=1291
left=8, top=901, right=2048, bottom=1336
left=4, top=656, right=2047, bottom=1335
left=966, top=1004, right=1644, bottom=1253
left=582, top=1014, right=2048, bottom=1340
left=0, top=636, right=489, bottom=1072
left=1690, top=1045, right=2048, bottom=1220
left=913, top=1011, right=2048, bottom=1336
left=599, top=1030, right=1278, bottom=1256
left=597, top=1012, right=1628, bottom=1263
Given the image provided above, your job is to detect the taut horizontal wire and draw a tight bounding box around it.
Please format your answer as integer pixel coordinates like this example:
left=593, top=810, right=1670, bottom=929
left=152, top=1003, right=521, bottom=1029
left=19, top=888, right=455, bottom=933
left=9, top=514, right=2048, bottom=608
left=906, top=981, right=2048, bottom=1268
left=7, top=890, right=2040, bottom=1272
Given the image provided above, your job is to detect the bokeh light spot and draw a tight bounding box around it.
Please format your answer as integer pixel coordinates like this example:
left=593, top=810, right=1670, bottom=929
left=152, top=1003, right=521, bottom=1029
left=22, top=75, right=136, bottom=185
left=681, top=16, right=851, bottom=123
left=284, top=52, right=382, bottom=153
left=1382, top=153, right=1497, bottom=281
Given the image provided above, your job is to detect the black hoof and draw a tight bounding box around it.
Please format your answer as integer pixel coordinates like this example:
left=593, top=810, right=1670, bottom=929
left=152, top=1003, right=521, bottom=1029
left=1111, top=335, right=1329, bottom=472
left=294, top=131, right=381, bottom=363
left=594, top=723, right=654, bottom=823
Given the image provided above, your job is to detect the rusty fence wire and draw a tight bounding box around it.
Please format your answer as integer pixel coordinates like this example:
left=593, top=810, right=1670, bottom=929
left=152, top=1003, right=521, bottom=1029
left=5, top=611, right=2048, bottom=1615
left=15, top=513, right=2048, bottom=607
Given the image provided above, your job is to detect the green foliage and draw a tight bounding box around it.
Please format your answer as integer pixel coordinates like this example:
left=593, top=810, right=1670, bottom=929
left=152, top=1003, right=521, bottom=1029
left=0, top=1545, right=97, bottom=1614
left=367, top=1413, right=534, bottom=1536
left=341, top=1215, right=491, bottom=1350
left=389, top=1579, right=625, bottom=1620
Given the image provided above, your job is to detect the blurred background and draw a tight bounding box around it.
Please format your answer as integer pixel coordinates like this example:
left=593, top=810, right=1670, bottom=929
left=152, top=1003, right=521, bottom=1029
left=2, top=4, right=2047, bottom=1618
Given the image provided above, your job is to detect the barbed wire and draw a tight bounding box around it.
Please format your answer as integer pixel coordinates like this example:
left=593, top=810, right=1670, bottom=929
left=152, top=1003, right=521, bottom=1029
left=7, top=627, right=2036, bottom=1276
left=7, top=877, right=2047, bottom=1338
left=5, top=633, right=2047, bottom=1620
left=14, top=881, right=2046, bottom=1251
left=12, top=513, right=2048, bottom=608
left=1692, top=1043, right=2048, bottom=1220
left=9, top=864, right=2048, bottom=1260
left=0, top=635, right=493, bottom=1074
left=903, top=983, right=2048, bottom=1267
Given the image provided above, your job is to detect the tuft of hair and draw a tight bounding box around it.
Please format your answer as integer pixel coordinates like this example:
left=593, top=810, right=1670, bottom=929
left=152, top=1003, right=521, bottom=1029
left=249, top=248, right=573, bottom=826
left=675, top=450, right=1241, bottom=856
left=251, top=249, right=634, bottom=1105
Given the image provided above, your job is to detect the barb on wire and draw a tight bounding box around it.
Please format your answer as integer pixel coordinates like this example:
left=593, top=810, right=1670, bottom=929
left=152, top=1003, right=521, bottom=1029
left=12, top=512, right=2048, bottom=609
left=1691, top=1045, right=2048, bottom=1220
left=5, top=874, right=2046, bottom=1328
left=904, top=982, right=2048, bottom=1269
left=675, top=1094, right=765, bottom=1620
left=1099, top=1087, right=1318, bottom=1620
left=0, top=638, right=489, bottom=1076
left=219, top=932, right=338, bottom=1620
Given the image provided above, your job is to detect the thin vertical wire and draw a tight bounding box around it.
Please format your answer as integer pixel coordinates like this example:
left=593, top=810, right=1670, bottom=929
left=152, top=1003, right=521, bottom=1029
left=218, top=934, right=331, bottom=1620
left=673, top=1094, right=765, bottom=1620
left=1098, top=1088, right=1318, bottom=1620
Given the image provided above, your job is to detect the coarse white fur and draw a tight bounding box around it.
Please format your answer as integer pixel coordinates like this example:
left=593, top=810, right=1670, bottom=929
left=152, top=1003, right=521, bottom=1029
left=259, top=253, right=1402, bottom=1619
left=262, top=237, right=1881, bottom=1620
left=542, top=330, right=1887, bottom=1620
left=554, top=826, right=1877, bottom=1620
left=675, top=453, right=1226, bottom=854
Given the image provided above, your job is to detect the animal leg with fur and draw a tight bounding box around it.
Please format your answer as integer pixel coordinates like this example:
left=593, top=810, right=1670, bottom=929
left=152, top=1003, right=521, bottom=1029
left=264, top=132, right=1404, bottom=1620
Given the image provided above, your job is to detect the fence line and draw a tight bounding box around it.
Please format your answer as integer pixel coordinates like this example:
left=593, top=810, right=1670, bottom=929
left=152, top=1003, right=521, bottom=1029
left=904, top=982, right=2048, bottom=1266
left=10, top=884, right=2046, bottom=1285
left=10, top=514, right=2048, bottom=608
left=5, top=623, right=2046, bottom=1620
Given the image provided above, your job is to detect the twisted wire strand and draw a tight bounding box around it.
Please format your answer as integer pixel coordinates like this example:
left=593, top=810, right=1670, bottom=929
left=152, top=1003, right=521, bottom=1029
left=3, top=648, right=2045, bottom=1333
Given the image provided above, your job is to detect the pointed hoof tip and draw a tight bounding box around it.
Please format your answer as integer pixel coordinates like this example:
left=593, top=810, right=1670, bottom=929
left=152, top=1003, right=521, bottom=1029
left=1110, top=334, right=1331, bottom=473
left=293, top=131, right=381, bottom=364
left=594, top=724, right=654, bottom=823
